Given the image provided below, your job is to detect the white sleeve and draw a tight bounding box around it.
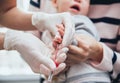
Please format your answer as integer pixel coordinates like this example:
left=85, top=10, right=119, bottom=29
left=90, top=43, right=120, bottom=79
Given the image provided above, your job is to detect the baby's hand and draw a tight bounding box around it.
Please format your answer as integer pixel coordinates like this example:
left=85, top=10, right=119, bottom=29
left=53, top=24, right=65, bottom=49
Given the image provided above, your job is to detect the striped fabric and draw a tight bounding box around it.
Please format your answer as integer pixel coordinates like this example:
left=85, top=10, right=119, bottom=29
left=88, top=0, right=120, bottom=82
left=90, top=0, right=120, bottom=5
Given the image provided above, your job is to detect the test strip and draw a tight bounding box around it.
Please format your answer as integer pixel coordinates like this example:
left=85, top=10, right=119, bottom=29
left=47, top=71, right=53, bottom=83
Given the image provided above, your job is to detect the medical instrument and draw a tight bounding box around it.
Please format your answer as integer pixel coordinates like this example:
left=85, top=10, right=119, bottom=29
left=47, top=71, right=54, bottom=83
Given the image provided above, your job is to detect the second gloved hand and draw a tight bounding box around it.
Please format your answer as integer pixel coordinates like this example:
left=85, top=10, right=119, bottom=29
left=32, top=12, right=75, bottom=47
left=3, top=30, right=56, bottom=73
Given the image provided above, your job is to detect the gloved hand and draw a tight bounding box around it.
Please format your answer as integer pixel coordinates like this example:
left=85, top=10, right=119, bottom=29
left=39, top=47, right=68, bottom=76
left=3, top=30, right=57, bottom=73
left=32, top=12, right=75, bottom=47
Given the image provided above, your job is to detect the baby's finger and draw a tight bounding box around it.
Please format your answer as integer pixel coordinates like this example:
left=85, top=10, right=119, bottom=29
left=58, top=28, right=64, bottom=37
left=56, top=24, right=65, bottom=31
left=57, top=24, right=65, bottom=38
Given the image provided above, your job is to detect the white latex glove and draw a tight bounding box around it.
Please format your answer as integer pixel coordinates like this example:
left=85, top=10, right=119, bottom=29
left=40, top=47, right=68, bottom=76
left=3, top=30, right=56, bottom=73
left=32, top=12, right=75, bottom=47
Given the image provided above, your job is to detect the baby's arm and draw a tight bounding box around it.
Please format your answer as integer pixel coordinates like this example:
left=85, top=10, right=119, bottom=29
left=53, top=24, right=64, bottom=49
